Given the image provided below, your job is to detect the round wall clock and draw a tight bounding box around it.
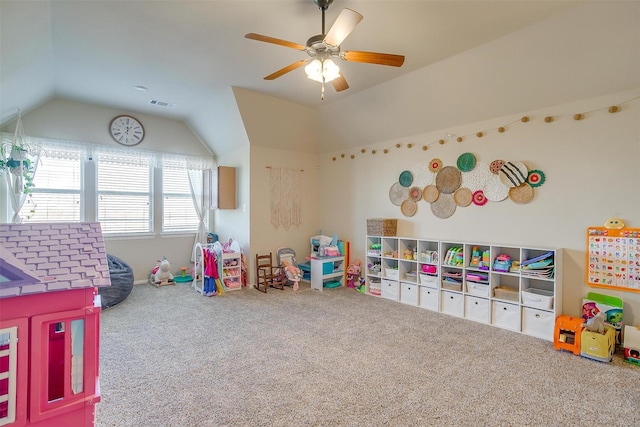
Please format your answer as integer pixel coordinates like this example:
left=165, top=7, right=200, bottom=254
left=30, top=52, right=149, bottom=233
left=109, top=115, right=145, bottom=146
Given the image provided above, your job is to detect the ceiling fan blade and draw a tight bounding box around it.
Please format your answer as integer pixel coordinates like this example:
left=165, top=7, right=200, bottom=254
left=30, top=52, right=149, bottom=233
left=264, top=60, right=308, bottom=80
left=332, top=73, right=349, bottom=92
left=324, top=8, right=363, bottom=47
left=341, top=50, right=405, bottom=67
left=245, top=33, right=306, bottom=51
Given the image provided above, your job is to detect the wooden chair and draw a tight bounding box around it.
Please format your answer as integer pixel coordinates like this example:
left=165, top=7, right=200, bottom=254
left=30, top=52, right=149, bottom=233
left=254, top=253, right=284, bottom=293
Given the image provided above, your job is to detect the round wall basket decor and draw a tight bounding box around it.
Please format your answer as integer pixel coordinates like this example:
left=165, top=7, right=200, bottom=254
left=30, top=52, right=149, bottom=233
left=399, top=170, right=413, bottom=187
left=435, top=166, right=462, bottom=194
left=456, top=153, right=477, bottom=172
left=453, top=187, right=472, bottom=207
left=431, top=193, right=456, bottom=219
left=422, top=185, right=440, bottom=203
left=389, top=182, right=409, bottom=206
left=401, top=199, right=418, bottom=217
left=499, top=161, right=528, bottom=188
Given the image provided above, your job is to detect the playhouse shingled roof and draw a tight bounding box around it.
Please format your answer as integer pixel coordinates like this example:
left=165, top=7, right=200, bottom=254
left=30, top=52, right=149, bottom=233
left=0, top=222, right=111, bottom=298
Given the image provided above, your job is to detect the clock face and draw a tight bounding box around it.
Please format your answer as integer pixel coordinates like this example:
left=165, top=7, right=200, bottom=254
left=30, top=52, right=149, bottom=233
left=109, top=115, right=145, bottom=146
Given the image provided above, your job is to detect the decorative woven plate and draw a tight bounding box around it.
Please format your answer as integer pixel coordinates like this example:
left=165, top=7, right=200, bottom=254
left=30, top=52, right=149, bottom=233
left=399, top=170, right=413, bottom=187
left=482, top=174, right=510, bottom=202
left=489, top=160, right=505, bottom=174
left=389, top=182, right=409, bottom=206
left=472, top=190, right=488, bottom=206
left=453, top=187, right=472, bottom=207
left=435, top=166, right=462, bottom=194
left=401, top=199, right=418, bottom=217
left=409, top=186, right=422, bottom=202
left=456, top=153, right=477, bottom=172
left=410, top=163, right=434, bottom=187
left=499, top=161, right=528, bottom=187
left=461, top=162, right=492, bottom=192
left=431, top=193, right=456, bottom=219
left=509, top=183, right=534, bottom=204
left=422, top=185, right=440, bottom=203
left=429, top=158, right=443, bottom=173
left=527, top=169, right=546, bottom=187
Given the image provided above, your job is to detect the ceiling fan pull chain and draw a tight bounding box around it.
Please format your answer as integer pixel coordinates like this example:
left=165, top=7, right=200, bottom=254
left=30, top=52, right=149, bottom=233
left=321, top=78, right=326, bottom=100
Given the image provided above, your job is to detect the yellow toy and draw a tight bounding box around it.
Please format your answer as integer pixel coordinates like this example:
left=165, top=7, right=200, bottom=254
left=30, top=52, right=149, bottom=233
left=603, top=216, right=625, bottom=229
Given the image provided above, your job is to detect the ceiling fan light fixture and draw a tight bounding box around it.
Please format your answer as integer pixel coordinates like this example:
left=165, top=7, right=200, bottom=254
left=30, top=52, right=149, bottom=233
left=305, top=58, right=340, bottom=83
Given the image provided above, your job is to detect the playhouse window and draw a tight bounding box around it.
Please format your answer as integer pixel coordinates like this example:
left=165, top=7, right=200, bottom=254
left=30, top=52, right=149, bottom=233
left=47, top=319, right=85, bottom=403
left=0, top=327, right=17, bottom=425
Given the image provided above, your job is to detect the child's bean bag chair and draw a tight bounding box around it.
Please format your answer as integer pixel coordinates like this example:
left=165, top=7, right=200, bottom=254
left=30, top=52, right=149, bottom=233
left=99, top=254, right=134, bottom=309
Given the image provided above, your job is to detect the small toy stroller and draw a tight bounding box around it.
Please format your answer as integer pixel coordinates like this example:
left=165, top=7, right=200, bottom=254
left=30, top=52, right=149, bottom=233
left=276, top=247, right=302, bottom=290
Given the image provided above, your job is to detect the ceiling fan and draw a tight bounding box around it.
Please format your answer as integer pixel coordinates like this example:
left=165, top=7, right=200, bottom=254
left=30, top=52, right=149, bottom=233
left=245, top=0, right=405, bottom=99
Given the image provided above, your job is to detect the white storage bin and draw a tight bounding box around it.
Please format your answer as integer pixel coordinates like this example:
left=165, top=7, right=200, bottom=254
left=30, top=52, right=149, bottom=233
left=492, top=301, right=520, bottom=332
left=419, top=286, right=439, bottom=311
left=400, top=282, right=419, bottom=306
left=385, top=268, right=399, bottom=280
left=465, top=296, right=490, bottom=324
left=521, top=307, right=555, bottom=341
left=441, top=291, right=464, bottom=317
left=420, top=273, right=438, bottom=286
left=466, top=281, right=490, bottom=297
left=521, top=288, right=554, bottom=310
left=381, top=279, right=399, bottom=301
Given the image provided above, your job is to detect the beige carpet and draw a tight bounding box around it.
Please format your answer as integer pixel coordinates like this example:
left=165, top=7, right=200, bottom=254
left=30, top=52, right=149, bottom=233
left=96, top=282, right=640, bottom=426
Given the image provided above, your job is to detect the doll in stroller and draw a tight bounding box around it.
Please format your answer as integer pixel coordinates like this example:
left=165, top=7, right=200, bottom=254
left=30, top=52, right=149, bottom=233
left=276, top=247, right=302, bottom=291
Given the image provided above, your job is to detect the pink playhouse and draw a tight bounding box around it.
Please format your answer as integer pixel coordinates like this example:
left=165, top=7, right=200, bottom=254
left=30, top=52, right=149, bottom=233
left=0, top=222, right=110, bottom=427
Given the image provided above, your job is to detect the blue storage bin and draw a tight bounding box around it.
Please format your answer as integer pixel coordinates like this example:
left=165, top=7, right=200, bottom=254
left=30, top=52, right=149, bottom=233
left=323, top=262, right=334, bottom=274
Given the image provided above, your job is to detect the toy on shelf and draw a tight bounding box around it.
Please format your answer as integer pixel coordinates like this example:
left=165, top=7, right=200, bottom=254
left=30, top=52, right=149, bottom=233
left=150, top=257, right=174, bottom=286
left=493, top=254, right=512, bottom=272
left=346, top=259, right=362, bottom=288
left=480, top=250, right=490, bottom=270
left=469, top=246, right=481, bottom=267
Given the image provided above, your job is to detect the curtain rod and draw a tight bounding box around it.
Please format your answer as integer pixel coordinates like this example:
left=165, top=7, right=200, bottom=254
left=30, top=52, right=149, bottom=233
left=266, top=166, right=304, bottom=172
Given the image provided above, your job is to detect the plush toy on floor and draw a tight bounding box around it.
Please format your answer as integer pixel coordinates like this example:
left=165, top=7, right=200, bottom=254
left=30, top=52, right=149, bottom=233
left=150, top=257, right=174, bottom=286
left=346, top=259, right=362, bottom=288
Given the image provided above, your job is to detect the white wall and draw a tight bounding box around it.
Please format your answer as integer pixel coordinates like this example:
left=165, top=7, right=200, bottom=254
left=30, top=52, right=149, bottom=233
left=2, top=98, right=214, bottom=282
left=249, top=144, right=320, bottom=284
left=318, top=88, right=640, bottom=324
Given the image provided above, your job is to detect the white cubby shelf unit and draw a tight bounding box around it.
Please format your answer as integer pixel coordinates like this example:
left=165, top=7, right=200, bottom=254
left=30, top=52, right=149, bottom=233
left=364, top=235, right=562, bottom=341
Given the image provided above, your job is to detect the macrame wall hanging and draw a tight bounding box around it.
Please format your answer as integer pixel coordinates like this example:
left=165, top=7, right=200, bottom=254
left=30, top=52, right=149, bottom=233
left=268, top=166, right=302, bottom=230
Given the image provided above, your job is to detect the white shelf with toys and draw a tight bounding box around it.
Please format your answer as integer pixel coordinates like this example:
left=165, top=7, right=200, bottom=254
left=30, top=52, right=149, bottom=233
left=364, top=235, right=562, bottom=341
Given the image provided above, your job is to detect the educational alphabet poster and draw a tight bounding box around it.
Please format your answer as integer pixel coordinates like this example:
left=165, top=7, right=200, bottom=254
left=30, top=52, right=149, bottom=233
left=586, top=226, right=640, bottom=293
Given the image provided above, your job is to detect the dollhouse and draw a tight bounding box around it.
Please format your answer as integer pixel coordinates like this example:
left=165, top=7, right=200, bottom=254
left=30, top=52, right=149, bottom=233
left=0, top=222, right=110, bottom=427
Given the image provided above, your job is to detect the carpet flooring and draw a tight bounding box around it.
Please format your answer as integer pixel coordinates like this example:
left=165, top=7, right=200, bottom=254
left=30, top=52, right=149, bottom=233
left=95, top=282, right=640, bottom=426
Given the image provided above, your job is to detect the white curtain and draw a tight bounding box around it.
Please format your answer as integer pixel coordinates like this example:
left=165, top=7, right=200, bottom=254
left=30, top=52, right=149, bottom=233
left=188, top=169, right=207, bottom=260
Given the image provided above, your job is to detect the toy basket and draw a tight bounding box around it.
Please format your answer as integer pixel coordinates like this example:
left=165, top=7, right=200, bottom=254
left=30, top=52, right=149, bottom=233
left=367, top=218, right=397, bottom=236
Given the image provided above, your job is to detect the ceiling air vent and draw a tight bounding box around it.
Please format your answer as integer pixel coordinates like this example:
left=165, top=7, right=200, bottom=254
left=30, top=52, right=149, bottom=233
left=149, top=100, right=176, bottom=109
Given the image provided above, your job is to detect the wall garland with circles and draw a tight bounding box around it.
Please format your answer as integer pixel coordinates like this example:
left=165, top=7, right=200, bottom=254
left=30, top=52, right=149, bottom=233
left=329, top=94, right=639, bottom=219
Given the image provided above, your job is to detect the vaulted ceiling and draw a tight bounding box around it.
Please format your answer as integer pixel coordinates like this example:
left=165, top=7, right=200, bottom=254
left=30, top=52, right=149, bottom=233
left=0, top=0, right=621, bottom=155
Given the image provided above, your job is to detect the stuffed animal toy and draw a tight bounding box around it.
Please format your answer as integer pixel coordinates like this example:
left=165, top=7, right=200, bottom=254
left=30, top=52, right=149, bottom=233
left=583, top=311, right=607, bottom=334
left=152, top=258, right=174, bottom=284
left=346, top=259, right=362, bottom=288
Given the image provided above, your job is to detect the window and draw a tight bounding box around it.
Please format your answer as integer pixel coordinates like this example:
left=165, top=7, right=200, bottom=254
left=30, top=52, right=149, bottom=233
left=162, top=168, right=201, bottom=233
left=21, top=153, right=82, bottom=222
left=97, top=156, right=153, bottom=234
left=5, top=134, right=212, bottom=235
